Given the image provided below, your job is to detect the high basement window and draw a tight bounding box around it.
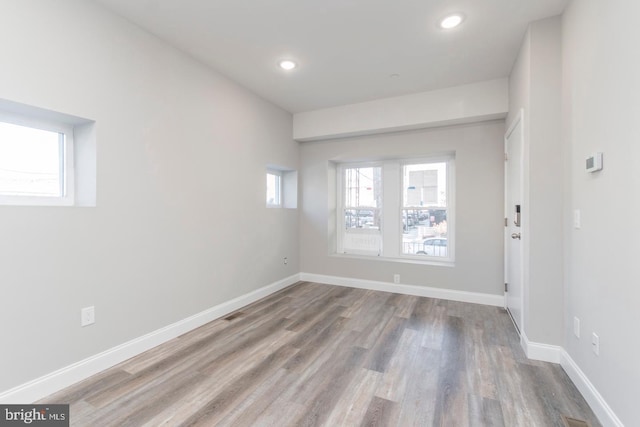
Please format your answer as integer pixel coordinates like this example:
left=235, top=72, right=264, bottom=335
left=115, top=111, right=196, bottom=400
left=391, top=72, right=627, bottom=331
left=0, top=99, right=96, bottom=207
left=0, top=118, right=74, bottom=205
left=266, top=165, right=298, bottom=209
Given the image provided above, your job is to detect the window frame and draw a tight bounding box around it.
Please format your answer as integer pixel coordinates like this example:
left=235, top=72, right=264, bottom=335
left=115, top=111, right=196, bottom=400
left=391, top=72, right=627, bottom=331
left=0, top=111, right=75, bottom=206
left=398, top=156, right=455, bottom=263
left=336, top=162, right=383, bottom=256
left=335, top=155, right=455, bottom=264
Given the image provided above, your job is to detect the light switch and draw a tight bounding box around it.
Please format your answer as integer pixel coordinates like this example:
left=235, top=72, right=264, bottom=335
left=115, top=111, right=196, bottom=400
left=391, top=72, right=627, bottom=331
left=573, top=209, right=581, bottom=229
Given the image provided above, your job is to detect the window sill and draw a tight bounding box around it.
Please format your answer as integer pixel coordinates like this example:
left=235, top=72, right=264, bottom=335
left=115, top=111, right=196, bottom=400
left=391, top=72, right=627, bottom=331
left=0, top=196, right=75, bottom=207
left=330, top=252, right=455, bottom=267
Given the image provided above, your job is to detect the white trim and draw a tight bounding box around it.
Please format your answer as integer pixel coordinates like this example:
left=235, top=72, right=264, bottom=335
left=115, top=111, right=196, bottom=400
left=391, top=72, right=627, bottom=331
left=299, top=272, right=504, bottom=307
left=560, top=350, right=624, bottom=427
left=504, top=108, right=525, bottom=333
left=520, top=331, right=562, bottom=363
left=505, top=107, right=524, bottom=139
left=0, top=271, right=623, bottom=427
left=0, top=274, right=300, bottom=404
left=507, top=330, right=623, bottom=427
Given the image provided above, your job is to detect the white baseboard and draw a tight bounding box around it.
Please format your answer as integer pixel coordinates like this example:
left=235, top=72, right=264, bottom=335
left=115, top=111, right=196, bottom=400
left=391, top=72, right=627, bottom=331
left=1, top=272, right=623, bottom=427
left=520, top=331, right=563, bottom=363
left=517, top=334, right=623, bottom=427
left=560, top=350, right=624, bottom=427
left=299, top=272, right=505, bottom=307
left=0, top=274, right=300, bottom=404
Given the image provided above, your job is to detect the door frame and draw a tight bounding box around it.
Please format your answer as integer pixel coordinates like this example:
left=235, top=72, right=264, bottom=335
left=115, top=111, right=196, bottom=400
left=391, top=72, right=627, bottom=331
left=504, top=108, right=525, bottom=334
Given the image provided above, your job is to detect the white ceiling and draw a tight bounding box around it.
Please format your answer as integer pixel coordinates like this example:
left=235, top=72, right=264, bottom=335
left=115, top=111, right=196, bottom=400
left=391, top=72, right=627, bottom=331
left=92, top=0, right=568, bottom=113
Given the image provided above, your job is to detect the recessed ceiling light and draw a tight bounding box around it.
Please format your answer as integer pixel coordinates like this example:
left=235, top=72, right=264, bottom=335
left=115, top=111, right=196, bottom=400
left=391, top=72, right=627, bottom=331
left=278, top=60, right=297, bottom=71
left=440, top=14, right=464, bottom=29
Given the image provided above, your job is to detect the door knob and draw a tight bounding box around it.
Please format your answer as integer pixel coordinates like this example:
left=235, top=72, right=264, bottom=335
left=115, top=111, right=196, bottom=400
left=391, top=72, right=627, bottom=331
left=511, top=233, right=521, bottom=240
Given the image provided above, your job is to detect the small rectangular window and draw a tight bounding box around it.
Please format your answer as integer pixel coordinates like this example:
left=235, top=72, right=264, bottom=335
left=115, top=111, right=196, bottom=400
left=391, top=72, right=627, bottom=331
left=266, top=170, right=282, bottom=207
left=0, top=117, right=74, bottom=206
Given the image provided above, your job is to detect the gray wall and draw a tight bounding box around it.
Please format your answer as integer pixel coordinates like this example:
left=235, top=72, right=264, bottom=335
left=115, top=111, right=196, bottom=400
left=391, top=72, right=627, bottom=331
left=299, top=121, right=505, bottom=295
left=508, top=17, right=564, bottom=346
left=563, top=0, right=640, bottom=424
left=0, top=0, right=298, bottom=392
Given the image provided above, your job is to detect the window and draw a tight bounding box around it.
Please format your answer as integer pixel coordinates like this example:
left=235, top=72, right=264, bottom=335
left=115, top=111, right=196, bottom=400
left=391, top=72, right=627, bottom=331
left=266, top=170, right=282, bottom=207
left=402, top=161, right=449, bottom=258
left=339, top=164, right=382, bottom=255
left=0, top=98, right=96, bottom=207
left=336, top=155, right=454, bottom=263
left=0, top=116, right=74, bottom=206
left=266, top=165, right=298, bottom=209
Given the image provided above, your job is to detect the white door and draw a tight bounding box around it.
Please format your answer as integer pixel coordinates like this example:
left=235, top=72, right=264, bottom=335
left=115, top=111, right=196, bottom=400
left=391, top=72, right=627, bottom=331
left=505, top=112, right=524, bottom=333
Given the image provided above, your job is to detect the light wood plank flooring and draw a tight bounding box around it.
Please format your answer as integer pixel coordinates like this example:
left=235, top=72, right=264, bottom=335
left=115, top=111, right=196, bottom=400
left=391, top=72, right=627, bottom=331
left=41, top=282, right=601, bottom=426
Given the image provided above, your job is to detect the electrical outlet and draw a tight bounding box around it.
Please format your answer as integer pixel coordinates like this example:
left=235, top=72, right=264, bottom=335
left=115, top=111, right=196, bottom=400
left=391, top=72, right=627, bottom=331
left=573, top=209, right=581, bottom=229
left=592, top=333, right=599, bottom=356
left=81, top=306, right=95, bottom=327
left=393, top=274, right=400, bottom=284
left=573, top=317, right=580, bottom=338
left=283, top=257, right=288, bottom=265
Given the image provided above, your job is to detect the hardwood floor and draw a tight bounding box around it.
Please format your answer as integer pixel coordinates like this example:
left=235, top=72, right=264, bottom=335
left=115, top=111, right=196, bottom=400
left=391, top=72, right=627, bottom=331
left=40, top=282, right=601, bottom=426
